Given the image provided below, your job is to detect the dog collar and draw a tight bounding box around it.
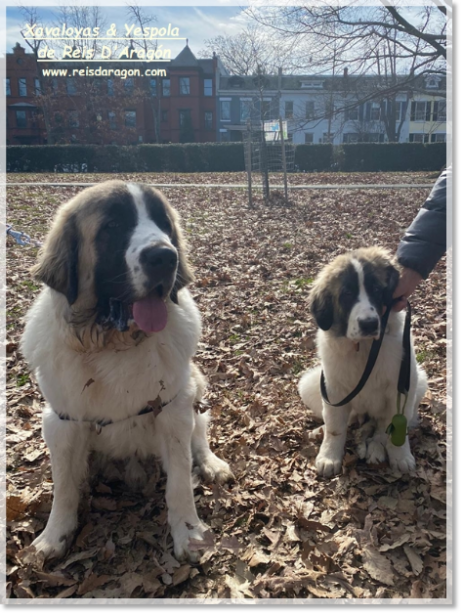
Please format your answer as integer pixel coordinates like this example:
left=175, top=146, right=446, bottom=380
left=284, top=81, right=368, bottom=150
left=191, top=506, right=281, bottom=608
left=53, top=391, right=179, bottom=433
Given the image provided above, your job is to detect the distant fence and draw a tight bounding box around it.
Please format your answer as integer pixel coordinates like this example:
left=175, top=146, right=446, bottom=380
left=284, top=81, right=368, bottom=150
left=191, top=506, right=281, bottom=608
left=6, top=142, right=446, bottom=174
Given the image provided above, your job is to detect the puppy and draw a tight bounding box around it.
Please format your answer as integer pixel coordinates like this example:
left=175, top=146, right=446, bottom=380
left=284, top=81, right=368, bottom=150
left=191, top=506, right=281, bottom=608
left=298, top=247, right=427, bottom=477
left=21, top=181, right=233, bottom=561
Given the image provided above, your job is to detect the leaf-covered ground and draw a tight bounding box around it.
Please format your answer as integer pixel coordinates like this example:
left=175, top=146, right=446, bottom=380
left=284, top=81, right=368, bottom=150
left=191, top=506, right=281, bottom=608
left=6, top=172, right=447, bottom=601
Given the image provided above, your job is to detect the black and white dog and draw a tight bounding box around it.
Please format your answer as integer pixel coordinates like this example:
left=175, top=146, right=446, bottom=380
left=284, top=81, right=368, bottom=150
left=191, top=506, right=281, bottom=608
left=298, top=247, right=427, bottom=477
left=21, top=181, right=233, bottom=561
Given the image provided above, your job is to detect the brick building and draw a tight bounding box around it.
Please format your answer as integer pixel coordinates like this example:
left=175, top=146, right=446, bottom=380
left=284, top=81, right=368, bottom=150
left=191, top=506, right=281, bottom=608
left=6, top=43, right=46, bottom=144
left=5, top=43, right=227, bottom=145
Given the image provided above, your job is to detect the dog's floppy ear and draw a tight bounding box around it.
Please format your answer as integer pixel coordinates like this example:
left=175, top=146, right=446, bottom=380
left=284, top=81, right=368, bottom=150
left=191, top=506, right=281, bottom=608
left=169, top=210, right=194, bottom=304
left=310, top=283, right=334, bottom=331
left=383, top=263, right=400, bottom=306
left=32, top=214, right=79, bottom=305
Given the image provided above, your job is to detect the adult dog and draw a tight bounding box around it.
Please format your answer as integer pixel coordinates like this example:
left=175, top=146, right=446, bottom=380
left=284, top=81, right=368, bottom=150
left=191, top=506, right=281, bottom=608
left=21, top=180, right=233, bottom=561
left=298, top=247, right=427, bottom=478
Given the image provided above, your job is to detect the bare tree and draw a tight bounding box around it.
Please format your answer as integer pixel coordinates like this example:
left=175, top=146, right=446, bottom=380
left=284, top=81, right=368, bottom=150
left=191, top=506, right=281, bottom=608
left=126, top=3, right=161, bottom=142
left=247, top=2, right=449, bottom=141
left=200, top=24, right=288, bottom=76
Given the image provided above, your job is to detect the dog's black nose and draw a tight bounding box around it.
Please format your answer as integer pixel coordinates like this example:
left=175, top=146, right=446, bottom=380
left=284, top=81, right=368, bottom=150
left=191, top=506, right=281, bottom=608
left=359, top=316, right=379, bottom=335
left=140, top=246, right=177, bottom=275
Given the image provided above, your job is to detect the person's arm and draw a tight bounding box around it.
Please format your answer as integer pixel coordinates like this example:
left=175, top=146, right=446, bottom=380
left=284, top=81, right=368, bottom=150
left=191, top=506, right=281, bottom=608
left=393, top=167, right=449, bottom=311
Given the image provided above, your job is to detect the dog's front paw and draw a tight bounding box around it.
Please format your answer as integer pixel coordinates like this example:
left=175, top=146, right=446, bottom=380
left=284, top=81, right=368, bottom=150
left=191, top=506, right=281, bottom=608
left=30, top=523, right=74, bottom=561
left=387, top=446, right=416, bottom=474
left=315, top=452, right=343, bottom=477
left=171, top=519, right=210, bottom=562
left=358, top=436, right=387, bottom=465
left=197, top=452, right=234, bottom=484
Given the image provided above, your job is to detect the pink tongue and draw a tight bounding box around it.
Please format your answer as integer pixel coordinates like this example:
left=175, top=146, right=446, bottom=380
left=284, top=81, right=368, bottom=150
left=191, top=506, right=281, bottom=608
left=133, top=296, right=168, bottom=332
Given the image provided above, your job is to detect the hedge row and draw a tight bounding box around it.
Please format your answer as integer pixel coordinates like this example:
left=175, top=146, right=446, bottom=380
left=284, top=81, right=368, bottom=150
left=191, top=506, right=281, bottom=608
left=6, top=142, right=445, bottom=173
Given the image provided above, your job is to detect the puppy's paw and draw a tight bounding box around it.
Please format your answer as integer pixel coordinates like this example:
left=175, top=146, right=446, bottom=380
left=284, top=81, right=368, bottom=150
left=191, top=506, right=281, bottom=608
left=315, top=453, right=343, bottom=477
left=197, top=452, right=234, bottom=484
left=366, top=440, right=387, bottom=465
left=388, top=447, right=416, bottom=474
left=171, top=519, right=210, bottom=562
left=124, top=456, right=148, bottom=490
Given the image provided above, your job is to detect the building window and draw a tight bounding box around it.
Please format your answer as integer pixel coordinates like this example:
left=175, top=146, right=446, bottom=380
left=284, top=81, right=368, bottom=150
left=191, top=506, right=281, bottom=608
left=425, top=76, right=440, bottom=89
left=205, top=111, right=213, bottom=130
left=395, top=103, right=402, bottom=121
left=93, top=78, right=102, bottom=93
left=322, top=132, right=334, bottom=143
left=162, top=79, right=170, bottom=96
left=370, top=104, right=380, bottom=121
left=107, top=79, right=114, bottom=96
left=16, top=110, right=27, bottom=127
left=343, top=133, right=359, bottom=143
left=304, top=133, right=314, bottom=144
left=5, top=78, right=11, bottom=96
left=431, top=133, right=446, bottom=143
left=347, top=106, right=359, bottom=121
left=220, top=100, right=231, bottom=121
left=150, top=79, right=157, bottom=96
left=66, top=78, right=77, bottom=95
left=434, top=101, right=446, bottom=121
left=68, top=110, right=79, bottom=128
left=240, top=100, right=252, bottom=122
left=34, top=78, right=41, bottom=95
left=261, top=100, right=271, bottom=120
left=409, top=133, right=429, bottom=143
left=124, top=78, right=134, bottom=94
left=305, top=101, right=315, bottom=120
left=161, top=109, right=168, bottom=123
left=204, top=78, right=213, bottom=96
left=324, top=100, right=334, bottom=120
left=411, top=101, right=430, bottom=121
left=125, top=110, right=136, bottom=127
left=179, top=77, right=190, bottom=95
left=300, top=81, right=323, bottom=89
left=179, top=109, right=191, bottom=127
left=18, top=78, right=27, bottom=97
left=108, top=111, right=117, bottom=129
left=285, top=100, right=293, bottom=119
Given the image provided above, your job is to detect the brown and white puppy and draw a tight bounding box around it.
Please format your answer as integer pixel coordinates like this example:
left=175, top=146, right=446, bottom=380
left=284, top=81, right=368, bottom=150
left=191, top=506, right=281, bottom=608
left=298, top=247, right=427, bottom=477
left=21, top=180, right=233, bottom=562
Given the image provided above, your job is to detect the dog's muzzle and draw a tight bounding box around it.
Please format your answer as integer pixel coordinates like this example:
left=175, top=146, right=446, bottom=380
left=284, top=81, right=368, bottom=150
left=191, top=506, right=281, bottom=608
left=358, top=316, right=380, bottom=337
left=139, top=245, right=178, bottom=296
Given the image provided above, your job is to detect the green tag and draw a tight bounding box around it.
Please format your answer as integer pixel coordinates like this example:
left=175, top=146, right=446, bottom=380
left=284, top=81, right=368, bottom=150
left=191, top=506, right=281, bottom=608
left=386, top=414, right=408, bottom=447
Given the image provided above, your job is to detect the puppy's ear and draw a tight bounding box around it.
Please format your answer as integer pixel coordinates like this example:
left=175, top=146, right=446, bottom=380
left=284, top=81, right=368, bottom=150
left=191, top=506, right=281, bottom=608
left=310, top=284, right=334, bottom=331
left=383, top=263, right=400, bottom=306
left=169, top=210, right=194, bottom=304
left=32, top=214, right=79, bottom=305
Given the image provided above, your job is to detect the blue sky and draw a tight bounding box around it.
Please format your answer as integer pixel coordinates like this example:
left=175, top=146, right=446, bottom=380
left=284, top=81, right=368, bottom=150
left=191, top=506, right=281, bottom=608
left=5, top=5, right=250, bottom=58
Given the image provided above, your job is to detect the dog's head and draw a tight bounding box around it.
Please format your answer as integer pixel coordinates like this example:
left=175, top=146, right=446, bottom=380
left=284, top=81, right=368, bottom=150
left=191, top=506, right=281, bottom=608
left=32, top=181, right=193, bottom=332
left=310, top=247, right=400, bottom=341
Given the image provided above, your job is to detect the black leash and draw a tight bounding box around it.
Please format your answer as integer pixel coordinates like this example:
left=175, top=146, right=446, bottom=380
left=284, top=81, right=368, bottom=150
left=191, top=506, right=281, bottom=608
left=320, top=300, right=412, bottom=446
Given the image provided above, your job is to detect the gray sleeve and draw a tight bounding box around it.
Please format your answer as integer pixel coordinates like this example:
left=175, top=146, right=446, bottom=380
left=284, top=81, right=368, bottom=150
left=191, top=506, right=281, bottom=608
left=396, top=167, right=448, bottom=279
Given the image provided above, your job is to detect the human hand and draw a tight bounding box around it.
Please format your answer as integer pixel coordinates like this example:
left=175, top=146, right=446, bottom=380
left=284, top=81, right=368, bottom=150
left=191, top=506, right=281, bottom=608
left=392, top=267, right=423, bottom=311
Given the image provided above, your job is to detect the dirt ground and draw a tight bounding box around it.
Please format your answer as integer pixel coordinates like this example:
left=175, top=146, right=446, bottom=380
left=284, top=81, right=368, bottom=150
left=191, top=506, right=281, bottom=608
left=5, top=172, right=447, bottom=601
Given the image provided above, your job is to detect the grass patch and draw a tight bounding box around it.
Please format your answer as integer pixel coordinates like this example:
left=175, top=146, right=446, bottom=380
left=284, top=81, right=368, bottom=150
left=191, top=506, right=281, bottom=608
left=16, top=374, right=30, bottom=387
left=293, top=277, right=314, bottom=289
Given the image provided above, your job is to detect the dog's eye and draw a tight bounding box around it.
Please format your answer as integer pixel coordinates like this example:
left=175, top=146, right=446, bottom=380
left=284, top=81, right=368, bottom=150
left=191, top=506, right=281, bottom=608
left=106, top=220, right=119, bottom=230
